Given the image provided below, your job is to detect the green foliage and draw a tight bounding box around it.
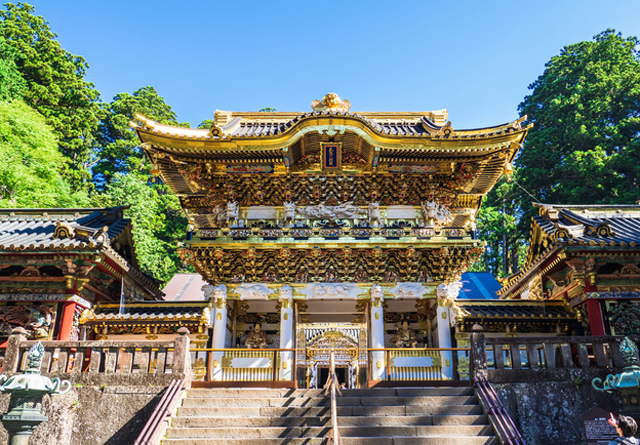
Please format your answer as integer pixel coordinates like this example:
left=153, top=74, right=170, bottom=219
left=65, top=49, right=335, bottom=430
left=0, top=2, right=101, bottom=183
left=259, top=107, right=277, bottom=112
left=0, top=100, right=89, bottom=207
left=94, top=86, right=185, bottom=185
left=517, top=29, right=640, bottom=224
left=197, top=119, right=213, bottom=129
left=95, top=86, right=190, bottom=283
left=471, top=176, right=527, bottom=277
left=477, top=29, right=640, bottom=279
left=0, top=36, right=26, bottom=100
left=104, top=173, right=188, bottom=283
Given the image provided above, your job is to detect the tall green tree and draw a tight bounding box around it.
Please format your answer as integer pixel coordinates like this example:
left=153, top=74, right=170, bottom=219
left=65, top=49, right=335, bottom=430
left=517, top=29, right=640, bottom=222
left=0, top=2, right=101, bottom=184
left=471, top=176, right=527, bottom=278
left=94, top=86, right=184, bottom=185
left=95, top=86, right=190, bottom=283
left=104, top=173, right=187, bottom=283
left=0, top=36, right=26, bottom=100
left=0, top=100, right=89, bottom=207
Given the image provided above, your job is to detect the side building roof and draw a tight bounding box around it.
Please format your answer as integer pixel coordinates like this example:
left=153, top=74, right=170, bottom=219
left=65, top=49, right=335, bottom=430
left=0, top=207, right=163, bottom=300
left=499, top=203, right=640, bottom=299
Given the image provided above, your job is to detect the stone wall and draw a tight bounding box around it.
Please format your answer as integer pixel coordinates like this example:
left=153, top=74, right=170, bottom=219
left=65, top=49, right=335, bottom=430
left=492, top=369, right=623, bottom=445
left=0, top=373, right=181, bottom=445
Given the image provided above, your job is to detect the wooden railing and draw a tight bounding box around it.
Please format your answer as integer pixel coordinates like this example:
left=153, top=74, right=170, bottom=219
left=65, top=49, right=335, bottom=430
left=467, top=325, right=635, bottom=384
left=2, top=327, right=191, bottom=379
left=367, top=347, right=470, bottom=385
left=133, top=379, right=186, bottom=445
left=324, top=350, right=343, bottom=445
left=484, top=336, right=627, bottom=371
left=189, top=348, right=296, bottom=387
left=16, top=341, right=176, bottom=374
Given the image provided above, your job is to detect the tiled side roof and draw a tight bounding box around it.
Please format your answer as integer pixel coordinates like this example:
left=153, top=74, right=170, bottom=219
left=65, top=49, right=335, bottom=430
left=0, top=208, right=128, bottom=250
left=535, top=206, right=640, bottom=246
left=0, top=207, right=163, bottom=298
left=455, top=300, right=576, bottom=320
left=499, top=204, right=640, bottom=297
left=80, top=302, right=211, bottom=326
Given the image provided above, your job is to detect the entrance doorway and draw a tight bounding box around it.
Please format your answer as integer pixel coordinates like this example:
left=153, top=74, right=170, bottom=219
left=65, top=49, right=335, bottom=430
left=318, top=366, right=348, bottom=388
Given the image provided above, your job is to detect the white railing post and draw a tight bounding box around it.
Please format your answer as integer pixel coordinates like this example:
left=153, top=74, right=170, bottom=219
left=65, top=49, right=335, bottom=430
left=370, top=285, right=385, bottom=380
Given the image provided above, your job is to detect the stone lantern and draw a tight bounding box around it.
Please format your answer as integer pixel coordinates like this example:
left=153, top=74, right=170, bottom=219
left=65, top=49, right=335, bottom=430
left=0, top=342, right=71, bottom=445
left=592, top=337, right=640, bottom=419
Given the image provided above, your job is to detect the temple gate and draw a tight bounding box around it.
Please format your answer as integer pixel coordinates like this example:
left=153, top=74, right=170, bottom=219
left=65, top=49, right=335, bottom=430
left=134, top=93, right=530, bottom=387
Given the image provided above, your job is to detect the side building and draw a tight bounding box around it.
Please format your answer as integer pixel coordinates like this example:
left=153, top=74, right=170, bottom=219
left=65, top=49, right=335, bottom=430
left=0, top=206, right=163, bottom=344
left=498, top=203, right=640, bottom=337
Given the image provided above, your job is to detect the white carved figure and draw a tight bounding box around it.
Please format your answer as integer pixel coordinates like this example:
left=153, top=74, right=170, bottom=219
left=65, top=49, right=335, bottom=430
left=391, top=283, right=426, bottom=299
left=368, top=202, right=381, bottom=225
left=213, top=284, right=227, bottom=301
left=297, top=203, right=335, bottom=220
left=283, top=201, right=296, bottom=222
left=370, top=284, right=384, bottom=302
left=236, top=284, right=272, bottom=300
left=436, top=282, right=462, bottom=305
left=421, top=200, right=453, bottom=227
left=202, top=285, right=216, bottom=300
left=226, top=201, right=239, bottom=221
left=296, top=202, right=362, bottom=220
left=333, top=202, right=363, bottom=219
left=313, top=283, right=351, bottom=299
left=279, top=284, right=293, bottom=302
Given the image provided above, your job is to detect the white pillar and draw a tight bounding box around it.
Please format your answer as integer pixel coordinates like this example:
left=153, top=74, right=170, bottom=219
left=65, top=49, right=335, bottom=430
left=279, top=285, right=294, bottom=381
left=370, top=284, right=386, bottom=380
left=436, top=282, right=461, bottom=380
left=206, top=284, right=227, bottom=381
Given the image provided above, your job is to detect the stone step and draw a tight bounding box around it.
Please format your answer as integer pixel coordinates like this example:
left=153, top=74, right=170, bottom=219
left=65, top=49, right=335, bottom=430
left=185, top=387, right=474, bottom=399
left=180, top=395, right=478, bottom=408
left=171, top=414, right=489, bottom=428
left=176, top=404, right=484, bottom=418
left=162, top=438, right=498, bottom=445
left=165, top=425, right=495, bottom=439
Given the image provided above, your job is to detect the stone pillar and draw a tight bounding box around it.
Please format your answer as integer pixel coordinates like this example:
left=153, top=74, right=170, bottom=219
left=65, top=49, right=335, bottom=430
left=205, top=284, right=227, bottom=381
left=370, top=284, right=386, bottom=380
left=279, top=285, right=294, bottom=381
left=436, top=282, right=461, bottom=380
left=469, top=324, right=487, bottom=384
left=4, top=328, right=28, bottom=373
left=173, top=327, right=192, bottom=383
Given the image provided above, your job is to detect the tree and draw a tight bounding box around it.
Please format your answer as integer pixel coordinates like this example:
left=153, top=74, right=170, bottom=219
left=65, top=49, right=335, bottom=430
left=0, top=100, right=89, bottom=207
left=471, top=176, right=527, bottom=278
left=0, top=3, right=101, bottom=183
left=104, top=173, right=188, bottom=283
left=517, top=30, right=640, bottom=220
left=0, top=36, right=26, bottom=100
left=94, top=86, right=184, bottom=186
left=95, top=86, right=190, bottom=283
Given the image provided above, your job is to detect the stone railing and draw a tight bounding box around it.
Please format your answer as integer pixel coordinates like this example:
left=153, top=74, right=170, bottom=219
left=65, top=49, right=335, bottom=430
left=1, top=327, right=192, bottom=386
left=468, top=324, right=631, bottom=383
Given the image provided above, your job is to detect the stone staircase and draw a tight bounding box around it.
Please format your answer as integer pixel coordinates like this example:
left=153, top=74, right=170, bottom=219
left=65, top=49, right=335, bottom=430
left=161, top=387, right=499, bottom=445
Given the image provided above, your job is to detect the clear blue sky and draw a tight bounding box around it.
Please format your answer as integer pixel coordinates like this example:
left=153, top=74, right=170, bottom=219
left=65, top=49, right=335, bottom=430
left=21, top=0, right=640, bottom=129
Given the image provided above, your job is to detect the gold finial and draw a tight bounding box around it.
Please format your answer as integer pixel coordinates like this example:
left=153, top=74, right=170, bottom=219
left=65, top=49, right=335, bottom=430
left=311, top=93, right=351, bottom=112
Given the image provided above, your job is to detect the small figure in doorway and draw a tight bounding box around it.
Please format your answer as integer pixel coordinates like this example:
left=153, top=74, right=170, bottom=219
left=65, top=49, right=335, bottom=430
left=244, top=323, right=272, bottom=349
left=390, top=321, right=421, bottom=348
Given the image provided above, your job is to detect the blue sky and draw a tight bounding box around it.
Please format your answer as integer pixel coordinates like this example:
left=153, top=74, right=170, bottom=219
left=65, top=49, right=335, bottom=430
left=22, top=1, right=640, bottom=129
